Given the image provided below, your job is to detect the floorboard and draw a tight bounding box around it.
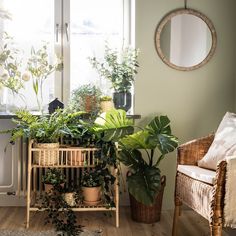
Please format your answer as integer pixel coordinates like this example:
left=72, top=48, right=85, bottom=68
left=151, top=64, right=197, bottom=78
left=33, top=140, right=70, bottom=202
left=0, top=207, right=236, bottom=235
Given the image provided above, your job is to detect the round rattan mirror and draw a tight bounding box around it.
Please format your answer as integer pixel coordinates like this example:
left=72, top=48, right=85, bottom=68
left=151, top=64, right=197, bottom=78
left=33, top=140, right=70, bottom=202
left=155, top=9, right=217, bottom=71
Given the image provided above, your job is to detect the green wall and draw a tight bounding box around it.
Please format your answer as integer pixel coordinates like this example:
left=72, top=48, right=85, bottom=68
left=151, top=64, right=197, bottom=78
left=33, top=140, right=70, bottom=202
left=134, top=0, right=236, bottom=209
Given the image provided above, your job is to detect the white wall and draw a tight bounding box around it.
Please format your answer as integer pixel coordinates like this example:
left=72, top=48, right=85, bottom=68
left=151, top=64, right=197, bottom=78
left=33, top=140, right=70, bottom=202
left=135, top=0, right=236, bottom=209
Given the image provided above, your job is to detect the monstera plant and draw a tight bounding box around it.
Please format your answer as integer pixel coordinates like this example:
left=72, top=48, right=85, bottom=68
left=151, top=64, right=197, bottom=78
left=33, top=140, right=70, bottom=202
left=118, top=116, right=178, bottom=206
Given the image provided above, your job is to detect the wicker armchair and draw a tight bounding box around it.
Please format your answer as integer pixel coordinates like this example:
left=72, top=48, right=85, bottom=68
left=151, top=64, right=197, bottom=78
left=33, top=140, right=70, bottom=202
left=172, top=134, right=227, bottom=236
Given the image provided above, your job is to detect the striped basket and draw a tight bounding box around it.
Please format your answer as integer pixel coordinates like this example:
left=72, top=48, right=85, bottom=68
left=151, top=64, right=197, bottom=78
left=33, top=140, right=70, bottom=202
left=33, top=142, right=59, bottom=165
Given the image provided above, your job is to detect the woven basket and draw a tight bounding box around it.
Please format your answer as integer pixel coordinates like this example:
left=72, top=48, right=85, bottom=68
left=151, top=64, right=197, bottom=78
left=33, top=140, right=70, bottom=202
left=33, top=143, right=59, bottom=165
left=129, top=175, right=166, bottom=223
left=100, top=101, right=114, bottom=113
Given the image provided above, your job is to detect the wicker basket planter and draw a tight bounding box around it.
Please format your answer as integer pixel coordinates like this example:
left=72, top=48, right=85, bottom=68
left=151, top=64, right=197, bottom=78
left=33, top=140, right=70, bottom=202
left=33, top=143, right=59, bottom=165
left=100, top=100, right=114, bottom=113
left=129, top=175, right=166, bottom=223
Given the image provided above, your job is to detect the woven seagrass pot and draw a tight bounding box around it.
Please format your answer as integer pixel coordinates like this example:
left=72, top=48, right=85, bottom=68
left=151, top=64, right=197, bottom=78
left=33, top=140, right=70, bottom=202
left=100, top=100, right=114, bottom=113
left=129, top=175, right=166, bottom=223
left=33, top=143, right=59, bottom=165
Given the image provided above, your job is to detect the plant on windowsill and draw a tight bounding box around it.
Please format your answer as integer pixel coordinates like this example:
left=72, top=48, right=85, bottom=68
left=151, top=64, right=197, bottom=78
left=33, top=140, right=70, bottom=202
left=99, top=95, right=114, bottom=113
left=68, top=83, right=102, bottom=117
left=89, top=44, right=139, bottom=112
left=26, top=43, right=63, bottom=114
left=0, top=33, right=27, bottom=111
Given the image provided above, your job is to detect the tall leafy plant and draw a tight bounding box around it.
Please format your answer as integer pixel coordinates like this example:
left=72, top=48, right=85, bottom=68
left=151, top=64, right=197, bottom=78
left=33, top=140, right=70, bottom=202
left=118, top=116, right=178, bottom=205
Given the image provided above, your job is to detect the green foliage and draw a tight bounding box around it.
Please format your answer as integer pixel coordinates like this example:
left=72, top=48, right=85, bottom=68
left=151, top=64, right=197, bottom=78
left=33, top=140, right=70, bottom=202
left=68, top=84, right=102, bottom=116
left=100, top=95, right=112, bottom=102
left=41, top=184, right=83, bottom=236
left=2, top=109, right=87, bottom=143
left=42, top=168, right=65, bottom=185
left=81, top=169, right=103, bottom=187
left=118, top=115, right=178, bottom=205
left=89, top=44, right=139, bottom=92
left=26, top=43, right=63, bottom=113
left=93, top=109, right=134, bottom=142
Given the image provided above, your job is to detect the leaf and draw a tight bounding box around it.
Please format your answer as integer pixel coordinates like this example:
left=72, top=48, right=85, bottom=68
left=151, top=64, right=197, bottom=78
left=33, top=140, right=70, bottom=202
left=119, top=130, right=156, bottom=150
left=118, top=149, right=147, bottom=171
left=127, top=166, right=161, bottom=205
left=145, top=116, right=178, bottom=154
left=33, top=80, right=38, bottom=95
left=93, top=109, right=134, bottom=142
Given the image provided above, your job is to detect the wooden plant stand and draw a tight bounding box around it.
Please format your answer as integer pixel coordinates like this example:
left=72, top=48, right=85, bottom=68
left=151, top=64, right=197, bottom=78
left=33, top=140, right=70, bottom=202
left=26, top=140, right=119, bottom=228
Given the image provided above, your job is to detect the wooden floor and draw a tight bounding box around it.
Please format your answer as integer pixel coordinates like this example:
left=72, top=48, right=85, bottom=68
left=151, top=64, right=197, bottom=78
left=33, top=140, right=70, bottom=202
left=0, top=207, right=235, bottom=236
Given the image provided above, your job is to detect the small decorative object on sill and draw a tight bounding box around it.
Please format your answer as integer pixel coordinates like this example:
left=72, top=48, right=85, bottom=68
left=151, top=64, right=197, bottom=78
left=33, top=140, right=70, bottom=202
left=48, top=98, right=64, bottom=114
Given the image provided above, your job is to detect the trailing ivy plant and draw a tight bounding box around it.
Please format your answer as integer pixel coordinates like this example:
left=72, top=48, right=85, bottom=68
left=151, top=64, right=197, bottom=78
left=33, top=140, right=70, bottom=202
left=41, top=184, right=83, bottom=236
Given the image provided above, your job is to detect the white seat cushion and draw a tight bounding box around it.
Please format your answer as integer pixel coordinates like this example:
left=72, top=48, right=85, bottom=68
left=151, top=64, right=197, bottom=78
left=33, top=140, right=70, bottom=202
left=177, top=165, right=216, bottom=185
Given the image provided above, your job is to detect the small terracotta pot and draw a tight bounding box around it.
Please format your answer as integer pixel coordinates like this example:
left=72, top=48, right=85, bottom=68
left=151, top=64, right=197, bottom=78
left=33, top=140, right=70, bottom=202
left=44, top=183, right=64, bottom=194
left=82, top=186, right=101, bottom=205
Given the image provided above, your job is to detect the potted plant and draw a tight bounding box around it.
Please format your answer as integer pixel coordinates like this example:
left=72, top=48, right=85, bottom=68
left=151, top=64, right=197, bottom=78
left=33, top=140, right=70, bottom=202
left=1, top=109, right=86, bottom=165
left=42, top=168, right=65, bottom=193
left=26, top=43, right=63, bottom=114
left=68, top=84, right=102, bottom=116
left=89, top=44, right=139, bottom=112
left=100, top=95, right=114, bottom=113
left=118, top=115, right=178, bottom=223
left=81, top=169, right=103, bottom=206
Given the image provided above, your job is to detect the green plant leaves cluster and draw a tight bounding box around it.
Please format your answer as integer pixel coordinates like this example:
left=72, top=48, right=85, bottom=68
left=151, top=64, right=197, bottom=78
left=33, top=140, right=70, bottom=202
left=8, top=109, right=87, bottom=143
left=118, top=115, right=178, bottom=206
left=89, top=44, right=139, bottom=93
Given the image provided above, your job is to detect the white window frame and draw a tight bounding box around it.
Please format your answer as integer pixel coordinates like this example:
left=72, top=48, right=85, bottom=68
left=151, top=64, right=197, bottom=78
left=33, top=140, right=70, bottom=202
left=54, top=0, right=133, bottom=106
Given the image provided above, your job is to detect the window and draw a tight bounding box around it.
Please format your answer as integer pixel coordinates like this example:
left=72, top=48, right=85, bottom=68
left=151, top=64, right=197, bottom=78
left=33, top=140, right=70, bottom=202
left=0, top=0, right=132, bottom=111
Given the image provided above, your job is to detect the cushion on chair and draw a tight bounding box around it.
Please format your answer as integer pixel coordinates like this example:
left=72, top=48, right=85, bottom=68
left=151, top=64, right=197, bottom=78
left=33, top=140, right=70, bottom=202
left=198, top=112, right=236, bottom=170
left=177, top=165, right=216, bottom=185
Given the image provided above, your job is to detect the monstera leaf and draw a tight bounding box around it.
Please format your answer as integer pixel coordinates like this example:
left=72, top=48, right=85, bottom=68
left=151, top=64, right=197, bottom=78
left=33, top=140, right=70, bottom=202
left=93, top=109, right=134, bottom=142
left=119, top=130, right=156, bottom=150
left=118, top=149, right=147, bottom=172
left=146, top=116, right=178, bottom=154
left=127, top=166, right=161, bottom=206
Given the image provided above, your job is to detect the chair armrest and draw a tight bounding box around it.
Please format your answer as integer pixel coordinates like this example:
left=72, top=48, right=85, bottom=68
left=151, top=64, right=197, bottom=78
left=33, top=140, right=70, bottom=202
left=177, top=134, right=214, bottom=165
left=210, top=160, right=227, bottom=226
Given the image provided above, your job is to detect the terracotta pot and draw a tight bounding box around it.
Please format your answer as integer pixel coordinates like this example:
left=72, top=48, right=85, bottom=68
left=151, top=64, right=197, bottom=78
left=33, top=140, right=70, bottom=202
left=33, top=142, right=59, bottom=165
left=82, top=186, right=101, bottom=206
left=129, top=175, right=166, bottom=223
left=44, top=183, right=64, bottom=194
left=68, top=149, right=85, bottom=166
